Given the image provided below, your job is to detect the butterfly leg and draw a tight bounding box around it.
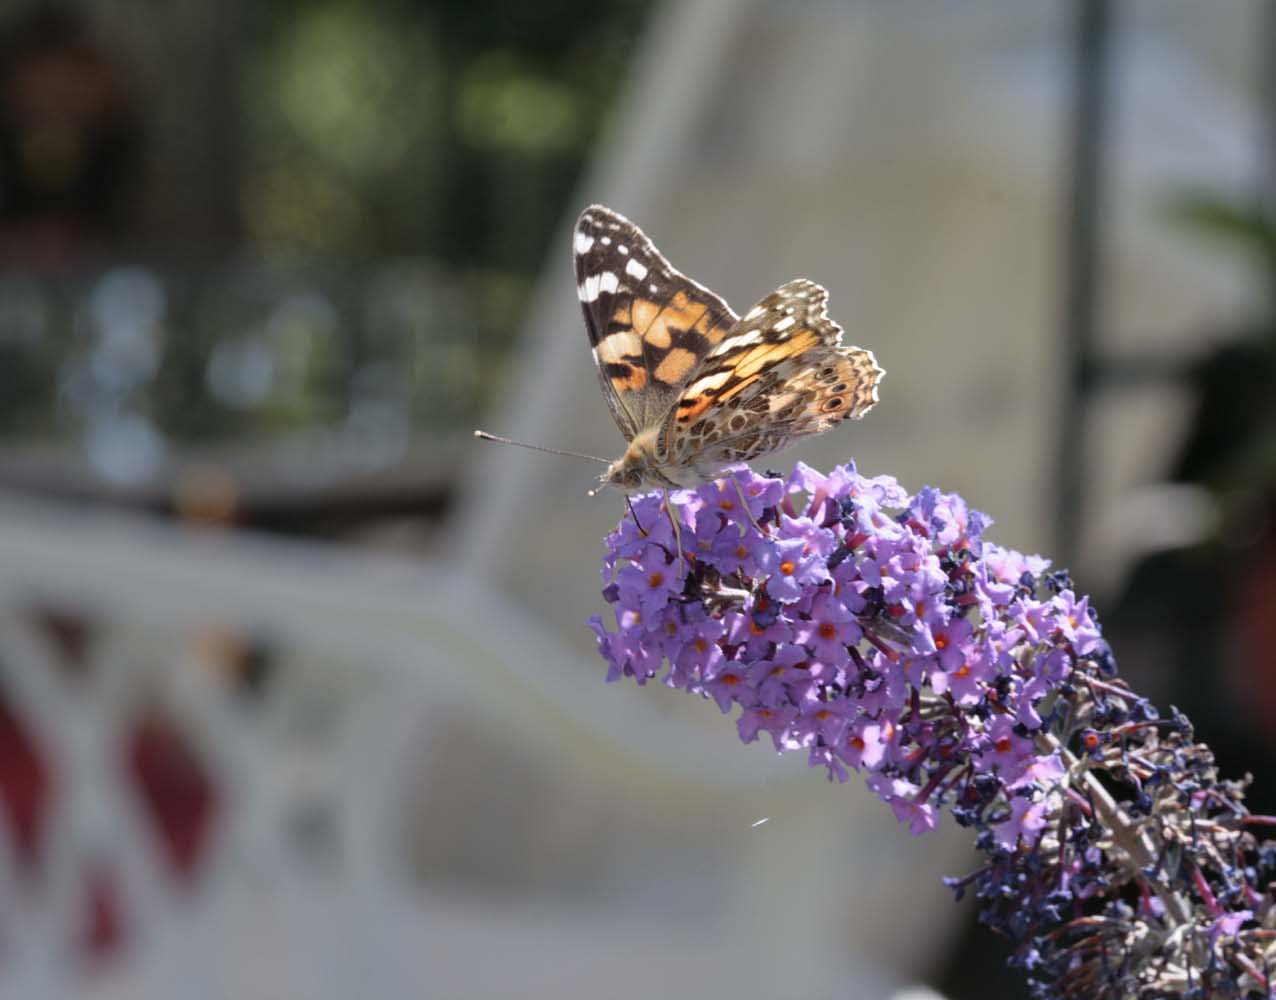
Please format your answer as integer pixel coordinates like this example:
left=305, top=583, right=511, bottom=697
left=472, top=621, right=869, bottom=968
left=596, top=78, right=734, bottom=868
left=730, top=471, right=766, bottom=535
left=662, top=488, right=686, bottom=576
left=626, top=494, right=646, bottom=534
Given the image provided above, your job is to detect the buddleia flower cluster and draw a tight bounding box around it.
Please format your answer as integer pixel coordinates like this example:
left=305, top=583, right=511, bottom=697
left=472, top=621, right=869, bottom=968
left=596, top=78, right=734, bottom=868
left=588, top=462, right=1276, bottom=999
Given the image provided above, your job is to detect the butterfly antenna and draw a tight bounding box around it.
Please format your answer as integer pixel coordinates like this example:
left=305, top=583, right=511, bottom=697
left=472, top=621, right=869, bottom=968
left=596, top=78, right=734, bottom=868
left=473, top=430, right=609, bottom=465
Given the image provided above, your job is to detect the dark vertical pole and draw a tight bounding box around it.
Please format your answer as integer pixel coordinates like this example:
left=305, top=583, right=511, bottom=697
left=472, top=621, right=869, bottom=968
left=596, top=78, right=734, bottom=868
left=1056, top=0, right=1114, bottom=571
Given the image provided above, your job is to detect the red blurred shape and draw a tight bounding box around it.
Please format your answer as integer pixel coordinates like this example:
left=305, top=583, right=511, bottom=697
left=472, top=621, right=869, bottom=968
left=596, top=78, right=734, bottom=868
left=77, top=866, right=125, bottom=961
left=0, top=689, right=50, bottom=871
left=127, top=713, right=218, bottom=880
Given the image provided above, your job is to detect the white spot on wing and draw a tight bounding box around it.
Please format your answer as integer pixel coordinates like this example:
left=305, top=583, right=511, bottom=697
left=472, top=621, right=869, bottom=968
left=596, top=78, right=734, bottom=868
left=772, top=316, right=796, bottom=332
left=686, top=369, right=732, bottom=395
left=710, top=328, right=763, bottom=356
left=744, top=304, right=765, bottom=320
left=601, top=235, right=611, bottom=246
left=574, top=231, right=594, bottom=255
left=618, top=244, right=629, bottom=255
left=580, top=272, right=621, bottom=302
left=625, top=258, right=648, bottom=280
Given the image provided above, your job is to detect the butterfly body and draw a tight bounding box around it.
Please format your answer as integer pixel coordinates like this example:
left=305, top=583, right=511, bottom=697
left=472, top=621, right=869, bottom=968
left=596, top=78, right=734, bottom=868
left=575, top=205, right=884, bottom=492
left=601, top=426, right=721, bottom=491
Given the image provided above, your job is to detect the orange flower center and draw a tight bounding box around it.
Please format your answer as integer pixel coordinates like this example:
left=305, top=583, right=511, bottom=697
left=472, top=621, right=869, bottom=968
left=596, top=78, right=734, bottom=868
left=779, top=560, right=796, bottom=576
left=818, top=623, right=837, bottom=640
left=648, top=571, right=664, bottom=588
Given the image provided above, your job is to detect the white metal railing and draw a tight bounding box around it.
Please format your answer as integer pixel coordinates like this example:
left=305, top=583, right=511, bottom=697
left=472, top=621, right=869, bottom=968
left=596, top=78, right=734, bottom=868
left=0, top=497, right=432, bottom=1000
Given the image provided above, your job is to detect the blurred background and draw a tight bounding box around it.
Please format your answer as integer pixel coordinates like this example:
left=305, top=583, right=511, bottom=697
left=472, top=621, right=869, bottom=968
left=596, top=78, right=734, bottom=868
left=0, top=1, right=1272, bottom=998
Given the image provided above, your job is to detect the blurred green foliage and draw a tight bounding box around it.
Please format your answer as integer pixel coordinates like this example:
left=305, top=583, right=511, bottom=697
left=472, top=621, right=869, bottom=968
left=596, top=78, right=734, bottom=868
left=243, top=0, right=650, bottom=270
left=231, top=0, right=648, bottom=438
left=1166, top=192, right=1276, bottom=312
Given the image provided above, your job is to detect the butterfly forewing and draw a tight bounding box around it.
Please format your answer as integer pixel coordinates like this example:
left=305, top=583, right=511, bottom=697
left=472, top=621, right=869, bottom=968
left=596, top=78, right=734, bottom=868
left=574, top=205, right=738, bottom=439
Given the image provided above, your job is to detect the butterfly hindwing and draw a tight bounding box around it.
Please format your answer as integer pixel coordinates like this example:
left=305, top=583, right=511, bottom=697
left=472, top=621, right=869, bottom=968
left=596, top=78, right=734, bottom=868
left=574, top=205, right=738, bottom=440
left=661, top=278, right=883, bottom=474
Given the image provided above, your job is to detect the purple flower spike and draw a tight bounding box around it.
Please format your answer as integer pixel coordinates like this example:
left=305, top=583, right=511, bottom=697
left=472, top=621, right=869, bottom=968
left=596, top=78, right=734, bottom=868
left=589, top=462, right=1276, bottom=998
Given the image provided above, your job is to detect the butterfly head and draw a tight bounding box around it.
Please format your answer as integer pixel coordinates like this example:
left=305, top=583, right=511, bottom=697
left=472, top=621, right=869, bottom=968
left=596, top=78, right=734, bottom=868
left=600, top=457, right=645, bottom=492
left=600, top=429, right=660, bottom=492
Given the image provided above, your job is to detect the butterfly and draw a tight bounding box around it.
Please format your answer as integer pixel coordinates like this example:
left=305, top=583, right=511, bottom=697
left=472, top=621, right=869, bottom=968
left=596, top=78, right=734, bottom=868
left=575, top=204, right=884, bottom=493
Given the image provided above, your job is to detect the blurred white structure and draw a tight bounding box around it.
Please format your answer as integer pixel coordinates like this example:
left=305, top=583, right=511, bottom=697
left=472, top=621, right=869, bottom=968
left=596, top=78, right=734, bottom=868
left=0, top=1, right=1268, bottom=998
left=0, top=493, right=964, bottom=999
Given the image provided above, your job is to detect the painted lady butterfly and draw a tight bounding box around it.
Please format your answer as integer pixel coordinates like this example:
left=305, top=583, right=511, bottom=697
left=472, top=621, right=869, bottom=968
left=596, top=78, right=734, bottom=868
left=575, top=204, right=884, bottom=492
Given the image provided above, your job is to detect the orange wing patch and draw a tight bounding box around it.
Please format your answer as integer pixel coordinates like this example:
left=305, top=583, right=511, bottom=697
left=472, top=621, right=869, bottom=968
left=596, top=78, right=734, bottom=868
left=653, top=347, right=697, bottom=386
left=631, top=298, right=662, bottom=341
left=676, top=392, right=716, bottom=424
left=609, top=363, right=647, bottom=393
left=642, top=291, right=709, bottom=352
left=732, top=329, right=817, bottom=380
left=697, top=318, right=730, bottom=344
left=662, top=291, right=709, bottom=332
